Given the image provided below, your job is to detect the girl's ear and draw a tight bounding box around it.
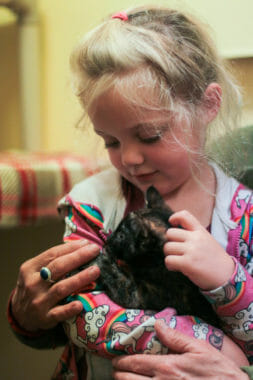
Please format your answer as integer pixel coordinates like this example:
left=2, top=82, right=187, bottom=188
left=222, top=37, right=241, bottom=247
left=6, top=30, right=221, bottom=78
left=201, top=82, right=222, bottom=124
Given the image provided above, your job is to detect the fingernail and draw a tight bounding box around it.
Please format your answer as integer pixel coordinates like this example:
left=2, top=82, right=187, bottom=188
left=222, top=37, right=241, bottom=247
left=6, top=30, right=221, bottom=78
left=163, top=242, right=169, bottom=251
left=155, top=319, right=165, bottom=327
left=80, top=239, right=89, bottom=245
left=89, top=265, right=100, bottom=276
left=90, top=264, right=99, bottom=271
left=89, top=243, right=100, bottom=250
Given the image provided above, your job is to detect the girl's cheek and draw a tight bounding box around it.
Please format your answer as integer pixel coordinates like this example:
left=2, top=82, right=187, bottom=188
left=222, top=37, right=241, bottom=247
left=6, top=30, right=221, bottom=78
left=108, top=151, right=121, bottom=168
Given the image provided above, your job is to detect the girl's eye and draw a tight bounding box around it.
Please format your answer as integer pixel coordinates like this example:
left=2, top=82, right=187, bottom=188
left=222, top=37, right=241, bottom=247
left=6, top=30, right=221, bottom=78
left=138, top=133, right=162, bottom=144
left=137, top=126, right=166, bottom=144
left=104, top=140, right=120, bottom=149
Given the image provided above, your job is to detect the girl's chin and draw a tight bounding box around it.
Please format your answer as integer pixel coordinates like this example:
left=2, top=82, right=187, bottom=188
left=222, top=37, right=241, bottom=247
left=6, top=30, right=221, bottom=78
left=135, top=182, right=170, bottom=196
left=121, top=172, right=174, bottom=196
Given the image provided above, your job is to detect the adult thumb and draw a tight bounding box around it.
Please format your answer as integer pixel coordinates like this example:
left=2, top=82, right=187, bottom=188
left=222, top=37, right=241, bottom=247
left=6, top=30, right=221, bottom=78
left=155, top=320, right=200, bottom=354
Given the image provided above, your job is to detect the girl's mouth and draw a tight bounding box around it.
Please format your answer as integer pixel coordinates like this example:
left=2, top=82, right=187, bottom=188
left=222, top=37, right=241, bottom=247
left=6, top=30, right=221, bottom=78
left=133, top=171, right=158, bottom=183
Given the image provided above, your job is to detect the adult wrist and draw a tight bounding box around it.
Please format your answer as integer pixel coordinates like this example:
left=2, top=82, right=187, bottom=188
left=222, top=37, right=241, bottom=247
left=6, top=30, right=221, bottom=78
left=8, top=290, right=44, bottom=338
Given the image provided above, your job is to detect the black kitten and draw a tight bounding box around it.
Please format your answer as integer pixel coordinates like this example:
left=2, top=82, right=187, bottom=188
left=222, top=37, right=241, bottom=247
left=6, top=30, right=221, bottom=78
left=95, top=186, right=219, bottom=327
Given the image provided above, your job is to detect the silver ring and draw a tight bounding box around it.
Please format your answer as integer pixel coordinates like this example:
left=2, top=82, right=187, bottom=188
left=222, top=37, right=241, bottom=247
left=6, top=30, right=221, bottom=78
left=40, top=267, right=55, bottom=283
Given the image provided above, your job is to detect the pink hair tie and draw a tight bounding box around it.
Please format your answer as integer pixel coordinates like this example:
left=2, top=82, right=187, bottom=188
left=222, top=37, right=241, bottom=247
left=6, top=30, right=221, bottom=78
left=111, top=11, right=128, bottom=21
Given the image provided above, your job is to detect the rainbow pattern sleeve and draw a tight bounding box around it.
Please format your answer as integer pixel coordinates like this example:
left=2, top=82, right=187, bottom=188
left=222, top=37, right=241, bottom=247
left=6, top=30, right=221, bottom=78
left=58, top=195, right=107, bottom=247
left=202, top=184, right=253, bottom=363
left=202, top=260, right=253, bottom=363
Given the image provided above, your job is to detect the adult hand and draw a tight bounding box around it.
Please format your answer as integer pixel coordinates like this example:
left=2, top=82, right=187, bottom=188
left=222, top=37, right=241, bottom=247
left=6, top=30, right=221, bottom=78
left=11, top=240, right=100, bottom=332
left=112, top=320, right=249, bottom=380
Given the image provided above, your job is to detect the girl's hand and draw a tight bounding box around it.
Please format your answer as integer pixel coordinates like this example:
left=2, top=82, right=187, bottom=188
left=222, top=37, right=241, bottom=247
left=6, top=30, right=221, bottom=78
left=163, top=210, right=235, bottom=290
left=11, top=240, right=100, bottom=332
left=112, top=320, right=249, bottom=380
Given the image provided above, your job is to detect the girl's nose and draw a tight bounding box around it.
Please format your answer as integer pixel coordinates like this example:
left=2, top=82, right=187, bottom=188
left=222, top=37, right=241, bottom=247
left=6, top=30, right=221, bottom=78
left=121, top=143, right=144, bottom=167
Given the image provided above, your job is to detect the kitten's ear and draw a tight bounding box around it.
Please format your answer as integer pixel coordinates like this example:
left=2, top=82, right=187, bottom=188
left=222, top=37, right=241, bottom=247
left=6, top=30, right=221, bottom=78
left=145, top=186, right=166, bottom=209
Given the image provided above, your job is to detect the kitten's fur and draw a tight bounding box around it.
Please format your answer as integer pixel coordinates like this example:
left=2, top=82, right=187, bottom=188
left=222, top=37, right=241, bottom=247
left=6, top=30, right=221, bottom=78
left=95, top=186, right=219, bottom=327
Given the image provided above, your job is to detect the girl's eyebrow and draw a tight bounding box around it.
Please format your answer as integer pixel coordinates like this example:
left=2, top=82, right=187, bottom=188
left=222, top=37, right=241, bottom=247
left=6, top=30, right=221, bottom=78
left=94, top=121, right=168, bottom=135
left=131, top=122, right=167, bottom=131
left=93, top=124, right=146, bottom=135
left=135, top=122, right=168, bottom=131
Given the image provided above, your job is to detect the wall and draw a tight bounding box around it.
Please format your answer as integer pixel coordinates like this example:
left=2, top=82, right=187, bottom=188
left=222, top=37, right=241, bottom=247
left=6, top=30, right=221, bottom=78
left=0, top=9, right=22, bottom=150
left=1, top=221, right=65, bottom=380
left=0, top=0, right=253, bottom=153
left=231, top=58, right=253, bottom=126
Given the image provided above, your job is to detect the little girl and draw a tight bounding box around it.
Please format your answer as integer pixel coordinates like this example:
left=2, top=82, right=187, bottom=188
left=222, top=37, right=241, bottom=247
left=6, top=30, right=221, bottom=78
left=8, top=4, right=253, bottom=380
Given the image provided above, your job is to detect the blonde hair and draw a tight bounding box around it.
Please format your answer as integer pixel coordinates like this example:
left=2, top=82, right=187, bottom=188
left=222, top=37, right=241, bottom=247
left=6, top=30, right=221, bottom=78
left=70, top=5, right=243, bottom=176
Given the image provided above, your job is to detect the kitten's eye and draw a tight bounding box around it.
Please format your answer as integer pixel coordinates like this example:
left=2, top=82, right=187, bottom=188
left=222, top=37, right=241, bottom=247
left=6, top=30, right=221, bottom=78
left=117, top=232, right=125, bottom=241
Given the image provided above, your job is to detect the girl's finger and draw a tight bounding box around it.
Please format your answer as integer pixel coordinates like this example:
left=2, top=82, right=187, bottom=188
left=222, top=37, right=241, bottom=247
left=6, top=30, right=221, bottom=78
left=163, top=241, right=185, bottom=256
left=169, top=210, right=203, bottom=231
left=164, top=254, right=184, bottom=272
left=166, top=227, right=189, bottom=242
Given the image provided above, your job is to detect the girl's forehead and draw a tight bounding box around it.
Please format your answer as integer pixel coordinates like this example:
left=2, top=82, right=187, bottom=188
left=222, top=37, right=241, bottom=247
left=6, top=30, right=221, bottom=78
left=90, top=91, right=171, bottom=132
left=89, top=68, right=169, bottom=113
left=90, top=86, right=170, bottom=121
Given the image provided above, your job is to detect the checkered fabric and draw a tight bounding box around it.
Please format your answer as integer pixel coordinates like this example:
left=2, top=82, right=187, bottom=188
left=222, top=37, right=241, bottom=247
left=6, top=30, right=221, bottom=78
left=0, top=151, right=100, bottom=227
